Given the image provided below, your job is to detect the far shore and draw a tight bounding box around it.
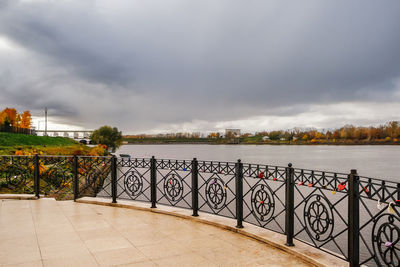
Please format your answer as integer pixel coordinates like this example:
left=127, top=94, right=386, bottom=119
left=122, top=139, right=400, bottom=146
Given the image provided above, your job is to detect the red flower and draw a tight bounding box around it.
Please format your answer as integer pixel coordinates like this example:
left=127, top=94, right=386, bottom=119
left=337, top=183, right=346, bottom=191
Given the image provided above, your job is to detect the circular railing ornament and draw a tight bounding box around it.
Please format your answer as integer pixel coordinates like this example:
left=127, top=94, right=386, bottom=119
left=205, top=177, right=227, bottom=210
left=304, top=194, right=334, bottom=241
left=163, top=173, right=184, bottom=202
left=372, top=213, right=400, bottom=266
left=124, top=170, right=143, bottom=197
left=251, top=183, right=275, bottom=222
left=43, top=166, right=72, bottom=189
left=8, top=166, right=28, bottom=186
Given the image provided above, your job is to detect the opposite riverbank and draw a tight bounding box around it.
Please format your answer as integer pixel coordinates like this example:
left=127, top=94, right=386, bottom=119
left=123, top=136, right=400, bottom=145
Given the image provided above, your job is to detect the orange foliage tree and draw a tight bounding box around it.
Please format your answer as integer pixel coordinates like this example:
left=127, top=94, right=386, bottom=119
left=0, top=108, right=31, bottom=128
left=20, top=111, right=32, bottom=128
left=1, top=108, right=17, bottom=126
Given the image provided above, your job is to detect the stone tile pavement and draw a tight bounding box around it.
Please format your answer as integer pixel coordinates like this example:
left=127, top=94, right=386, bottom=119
left=0, top=198, right=312, bottom=266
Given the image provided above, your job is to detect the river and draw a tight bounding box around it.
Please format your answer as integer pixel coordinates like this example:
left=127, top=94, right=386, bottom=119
left=116, top=144, right=399, bottom=181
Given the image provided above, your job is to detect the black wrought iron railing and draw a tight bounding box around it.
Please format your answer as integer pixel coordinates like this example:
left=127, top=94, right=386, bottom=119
left=0, top=125, right=34, bottom=134
left=1, top=155, right=399, bottom=267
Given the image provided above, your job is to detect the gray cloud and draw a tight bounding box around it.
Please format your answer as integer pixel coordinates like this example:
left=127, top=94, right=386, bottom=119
left=0, top=0, right=400, bottom=133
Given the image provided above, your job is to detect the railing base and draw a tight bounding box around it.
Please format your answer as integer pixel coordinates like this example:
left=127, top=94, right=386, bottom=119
left=0, top=194, right=39, bottom=200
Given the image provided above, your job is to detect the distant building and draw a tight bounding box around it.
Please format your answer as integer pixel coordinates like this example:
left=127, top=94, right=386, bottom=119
left=262, top=136, right=270, bottom=141
left=225, top=129, right=241, bottom=138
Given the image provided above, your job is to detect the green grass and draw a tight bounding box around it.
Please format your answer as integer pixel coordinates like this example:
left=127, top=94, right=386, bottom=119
left=0, top=132, right=78, bottom=146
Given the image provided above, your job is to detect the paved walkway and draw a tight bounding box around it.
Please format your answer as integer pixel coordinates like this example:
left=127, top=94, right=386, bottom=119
left=0, top=199, right=311, bottom=267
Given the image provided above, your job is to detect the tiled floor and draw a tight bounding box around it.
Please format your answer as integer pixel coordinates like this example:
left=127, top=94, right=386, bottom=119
left=0, top=199, right=312, bottom=266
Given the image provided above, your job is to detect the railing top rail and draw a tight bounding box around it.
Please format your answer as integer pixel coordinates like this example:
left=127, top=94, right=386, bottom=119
left=78, top=156, right=113, bottom=158
left=156, top=158, right=193, bottom=162
left=242, top=162, right=288, bottom=169
left=292, top=167, right=348, bottom=176
left=359, top=174, right=399, bottom=185
left=39, top=155, right=74, bottom=158
left=118, top=157, right=151, bottom=160
left=153, top=158, right=287, bottom=168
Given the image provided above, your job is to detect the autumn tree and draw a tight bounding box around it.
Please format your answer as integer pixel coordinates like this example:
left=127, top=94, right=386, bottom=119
left=0, top=111, right=7, bottom=125
left=20, top=111, right=32, bottom=128
left=2, top=108, right=17, bottom=126
left=386, top=121, right=399, bottom=138
left=91, top=126, right=123, bottom=152
left=268, top=131, right=281, bottom=140
left=15, top=114, right=21, bottom=127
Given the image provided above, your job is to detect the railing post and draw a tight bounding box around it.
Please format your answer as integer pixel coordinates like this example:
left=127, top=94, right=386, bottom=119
left=235, top=159, right=244, bottom=228
left=191, top=158, right=199, bottom=216
left=34, top=154, right=40, bottom=198
left=73, top=155, right=79, bottom=201
left=285, top=163, right=294, bottom=246
left=150, top=156, right=157, bottom=208
left=348, top=169, right=360, bottom=267
left=111, top=155, right=117, bottom=203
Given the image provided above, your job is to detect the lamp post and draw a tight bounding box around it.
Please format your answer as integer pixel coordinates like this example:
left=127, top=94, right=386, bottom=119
left=45, top=107, right=47, bottom=136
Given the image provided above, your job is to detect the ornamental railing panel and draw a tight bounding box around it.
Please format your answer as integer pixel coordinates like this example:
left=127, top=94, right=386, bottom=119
left=39, top=156, right=74, bottom=200
left=242, top=164, right=287, bottom=234
left=197, top=161, right=237, bottom=219
left=293, top=169, right=349, bottom=260
left=0, top=155, right=35, bottom=194
left=116, top=158, right=151, bottom=202
left=155, top=159, right=192, bottom=209
left=78, top=156, right=111, bottom=199
left=358, top=176, right=400, bottom=266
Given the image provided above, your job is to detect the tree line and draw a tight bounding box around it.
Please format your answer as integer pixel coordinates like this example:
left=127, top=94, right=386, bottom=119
left=253, top=121, right=400, bottom=142
left=0, top=108, right=32, bottom=129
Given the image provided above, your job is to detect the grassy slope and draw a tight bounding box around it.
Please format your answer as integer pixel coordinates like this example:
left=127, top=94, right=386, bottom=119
left=0, top=132, right=91, bottom=155
left=0, top=132, right=78, bottom=146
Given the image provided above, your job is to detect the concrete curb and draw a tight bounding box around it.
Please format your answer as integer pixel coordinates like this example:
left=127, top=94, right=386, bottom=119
left=0, top=194, right=38, bottom=200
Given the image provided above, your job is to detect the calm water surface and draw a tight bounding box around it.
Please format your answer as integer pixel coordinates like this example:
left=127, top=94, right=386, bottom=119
left=116, top=144, right=400, bottom=181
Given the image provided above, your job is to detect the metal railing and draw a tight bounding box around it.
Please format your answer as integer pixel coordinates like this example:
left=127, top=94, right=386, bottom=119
left=0, top=125, right=34, bottom=134
left=1, top=155, right=399, bottom=267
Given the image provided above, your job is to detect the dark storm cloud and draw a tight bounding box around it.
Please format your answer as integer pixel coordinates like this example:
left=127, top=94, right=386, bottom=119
left=0, top=0, right=400, bottom=132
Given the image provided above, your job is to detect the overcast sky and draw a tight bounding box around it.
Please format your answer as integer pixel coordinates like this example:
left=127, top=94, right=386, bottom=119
left=1, top=0, right=400, bottom=134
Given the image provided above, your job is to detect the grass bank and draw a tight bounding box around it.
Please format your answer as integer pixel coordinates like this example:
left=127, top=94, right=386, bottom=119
left=0, top=132, right=106, bottom=155
left=0, top=132, right=77, bottom=146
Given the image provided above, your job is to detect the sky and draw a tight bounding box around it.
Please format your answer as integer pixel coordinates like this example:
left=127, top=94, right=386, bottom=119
left=0, top=0, right=400, bottom=134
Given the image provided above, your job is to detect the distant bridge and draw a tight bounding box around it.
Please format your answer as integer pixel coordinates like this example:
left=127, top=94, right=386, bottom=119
left=35, top=130, right=94, bottom=139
